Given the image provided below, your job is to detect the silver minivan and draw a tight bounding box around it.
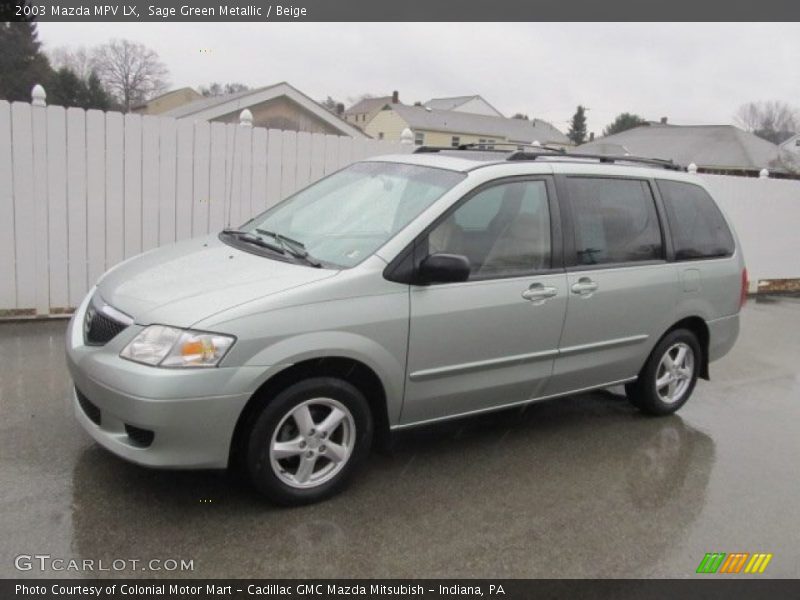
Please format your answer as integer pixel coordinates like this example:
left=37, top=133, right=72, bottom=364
left=66, top=148, right=746, bottom=505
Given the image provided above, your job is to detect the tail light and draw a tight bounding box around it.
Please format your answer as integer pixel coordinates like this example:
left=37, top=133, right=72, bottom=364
left=740, top=267, right=748, bottom=309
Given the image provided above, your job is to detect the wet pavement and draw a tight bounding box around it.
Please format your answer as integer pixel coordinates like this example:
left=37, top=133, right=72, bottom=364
left=1, top=297, right=798, bottom=579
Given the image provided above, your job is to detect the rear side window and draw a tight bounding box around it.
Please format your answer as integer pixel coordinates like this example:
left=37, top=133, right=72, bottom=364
left=656, top=180, right=735, bottom=260
left=566, top=177, right=663, bottom=266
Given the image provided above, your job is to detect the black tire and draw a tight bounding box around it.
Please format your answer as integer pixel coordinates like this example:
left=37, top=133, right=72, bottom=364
left=246, top=377, right=373, bottom=506
left=626, top=328, right=701, bottom=416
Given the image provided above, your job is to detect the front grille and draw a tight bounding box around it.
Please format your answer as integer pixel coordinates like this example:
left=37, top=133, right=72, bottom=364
left=76, top=388, right=101, bottom=425
left=85, top=309, right=128, bottom=345
left=125, top=424, right=155, bottom=447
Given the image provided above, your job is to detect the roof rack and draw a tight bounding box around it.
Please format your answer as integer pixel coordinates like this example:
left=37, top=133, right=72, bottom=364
left=414, top=141, right=566, bottom=154
left=413, top=145, right=508, bottom=154
left=506, top=150, right=684, bottom=171
left=412, top=143, right=684, bottom=171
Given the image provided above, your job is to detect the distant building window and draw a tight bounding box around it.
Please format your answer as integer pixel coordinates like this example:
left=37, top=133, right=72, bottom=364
left=478, top=138, right=486, bottom=150
left=378, top=132, right=384, bottom=140
left=414, top=132, right=425, bottom=145
left=487, top=139, right=496, bottom=150
left=796, top=139, right=800, bottom=147
left=451, top=136, right=460, bottom=147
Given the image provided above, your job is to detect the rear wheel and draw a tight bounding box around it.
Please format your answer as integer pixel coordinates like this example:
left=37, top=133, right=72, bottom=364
left=246, top=377, right=372, bottom=505
left=626, top=329, right=701, bottom=416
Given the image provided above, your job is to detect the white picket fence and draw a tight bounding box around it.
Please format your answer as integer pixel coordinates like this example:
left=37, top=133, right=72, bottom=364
left=0, top=100, right=409, bottom=316
left=1, top=99, right=799, bottom=317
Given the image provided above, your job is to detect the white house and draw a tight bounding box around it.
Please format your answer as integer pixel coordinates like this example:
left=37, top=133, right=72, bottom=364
left=778, top=133, right=800, bottom=172
left=423, top=95, right=505, bottom=118
left=160, top=82, right=365, bottom=137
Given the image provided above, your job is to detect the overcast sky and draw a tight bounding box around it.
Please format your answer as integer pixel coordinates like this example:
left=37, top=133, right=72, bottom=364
left=37, top=22, right=800, bottom=134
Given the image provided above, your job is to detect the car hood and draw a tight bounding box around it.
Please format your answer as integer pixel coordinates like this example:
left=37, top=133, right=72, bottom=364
left=97, top=235, right=338, bottom=328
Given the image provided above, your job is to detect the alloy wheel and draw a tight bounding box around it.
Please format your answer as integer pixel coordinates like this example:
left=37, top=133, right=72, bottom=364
left=269, top=398, right=356, bottom=489
left=654, top=342, right=695, bottom=404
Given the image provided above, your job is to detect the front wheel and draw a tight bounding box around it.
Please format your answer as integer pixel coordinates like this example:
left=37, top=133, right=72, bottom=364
left=626, top=329, right=701, bottom=416
left=246, top=377, right=373, bottom=505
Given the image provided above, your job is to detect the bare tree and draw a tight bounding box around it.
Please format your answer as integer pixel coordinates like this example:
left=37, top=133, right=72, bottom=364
left=92, top=39, right=169, bottom=111
left=199, top=82, right=250, bottom=97
left=48, top=45, right=94, bottom=80
left=734, top=101, right=799, bottom=144
left=346, top=92, right=375, bottom=106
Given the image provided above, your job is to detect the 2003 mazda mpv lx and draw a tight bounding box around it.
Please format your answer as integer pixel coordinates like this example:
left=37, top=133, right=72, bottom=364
left=66, top=147, right=745, bottom=505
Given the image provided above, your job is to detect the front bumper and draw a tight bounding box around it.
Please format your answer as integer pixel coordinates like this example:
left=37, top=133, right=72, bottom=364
left=66, top=290, right=278, bottom=469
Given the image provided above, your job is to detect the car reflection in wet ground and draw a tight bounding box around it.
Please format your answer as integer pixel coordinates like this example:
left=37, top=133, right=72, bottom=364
left=1, top=296, right=798, bottom=578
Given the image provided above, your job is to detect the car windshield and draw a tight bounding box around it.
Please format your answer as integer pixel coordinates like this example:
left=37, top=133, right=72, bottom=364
left=236, top=161, right=465, bottom=268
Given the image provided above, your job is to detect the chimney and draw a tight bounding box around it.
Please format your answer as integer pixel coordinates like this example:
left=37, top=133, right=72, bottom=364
left=589, top=132, right=595, bottom=141
left=392, top=90, right=399, bottom=104
left=660, top=116, right=668, bottom=124
left=336, top=102, right=345, bottom=115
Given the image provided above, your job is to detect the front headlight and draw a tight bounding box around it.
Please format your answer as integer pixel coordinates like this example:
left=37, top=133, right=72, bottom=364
left=120, top=325, right=235, bottom=368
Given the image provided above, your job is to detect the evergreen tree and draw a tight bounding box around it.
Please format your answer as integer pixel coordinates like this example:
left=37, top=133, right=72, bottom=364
left=47, top=67, right=115, bottom=110
left=0, top=22, right=54, bottom=102
left=82, top=71, right=114, bottom=110
left=567, top=105, right=588, bottom=145
left=49, top=67, right=84, bottom=107
left=603, top=113, right=647, bottom=137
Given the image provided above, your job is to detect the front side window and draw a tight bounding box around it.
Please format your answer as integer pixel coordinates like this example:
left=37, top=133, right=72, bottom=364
left=656, top=180, right=734, bottom=260
left=427, top=180, right=551, bottom=280
left=240, top=162, right=464, bottom=268
left=566, top=177, right=663, bottom=266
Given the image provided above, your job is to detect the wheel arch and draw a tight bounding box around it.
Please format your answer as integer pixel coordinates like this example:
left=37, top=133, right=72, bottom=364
left=660, top=316, right=710, bottom=380
left=229, top=356, right=391, bottom=469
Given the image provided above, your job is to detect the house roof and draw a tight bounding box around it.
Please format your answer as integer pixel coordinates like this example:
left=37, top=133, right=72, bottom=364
left=131, top=87, right=200, bottom=111
left=424, top=95, right=504, bottom=117
left=424, top=96, right=480, bottom=111
left=344, top=96, right=395, bottom=115
left=779, top=133, right=800, bottom=149
left=576, top=124, right=780, bottom=171
left=161, top=82, right=366, bottom=137
left=389, top=104, right=569, bottom=145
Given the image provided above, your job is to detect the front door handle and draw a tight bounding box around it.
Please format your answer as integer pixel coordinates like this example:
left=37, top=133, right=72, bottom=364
left=571, top=277, right=599, bottom=296
left=522, top=283, right=558, bottom=303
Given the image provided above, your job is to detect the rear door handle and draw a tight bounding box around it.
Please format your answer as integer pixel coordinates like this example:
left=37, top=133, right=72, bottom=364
left=571, top=278, right=599, bottom=296
left=522, top=283, right=558, bottom=302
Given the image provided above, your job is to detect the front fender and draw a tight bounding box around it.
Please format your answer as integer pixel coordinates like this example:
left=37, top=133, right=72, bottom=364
left=243, top=330, right=405, bottom=422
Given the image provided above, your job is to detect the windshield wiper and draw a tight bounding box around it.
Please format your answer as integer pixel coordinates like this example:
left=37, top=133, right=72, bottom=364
left=255, top=228, right=322, bottom=267
left=221, top=228, right=286, bottom=255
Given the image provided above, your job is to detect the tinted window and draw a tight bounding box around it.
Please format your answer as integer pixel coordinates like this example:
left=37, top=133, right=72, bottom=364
left=567, top=177, right=663, bottom=266
left=428, top=180, right=551, bottom=279
left=657, top=180, right=735, bottom=260
left=453, top=185, right=504, bottom=230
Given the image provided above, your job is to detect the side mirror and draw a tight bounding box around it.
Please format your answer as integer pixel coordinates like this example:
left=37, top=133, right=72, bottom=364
left=417, top=253, right=471, bottom=284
